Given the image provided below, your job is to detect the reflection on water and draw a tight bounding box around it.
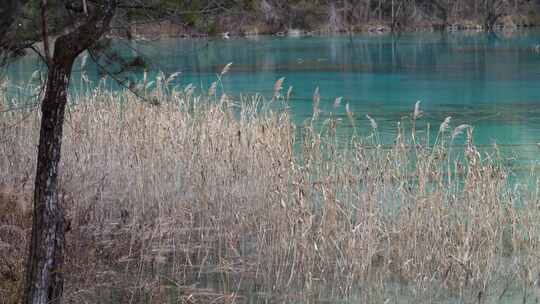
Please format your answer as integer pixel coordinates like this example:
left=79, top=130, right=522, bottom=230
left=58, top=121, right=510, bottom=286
left=6, top=30, right=540, bottom=163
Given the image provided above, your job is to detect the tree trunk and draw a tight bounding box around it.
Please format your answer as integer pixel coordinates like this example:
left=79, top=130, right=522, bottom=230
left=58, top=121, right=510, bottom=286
left=378, top=0, right=382, bottom=21
left=23, top=2, right=116, bottom=302
left=24, top=41, right=75, bottom=304
left=391, top=0, right=395, bottom=26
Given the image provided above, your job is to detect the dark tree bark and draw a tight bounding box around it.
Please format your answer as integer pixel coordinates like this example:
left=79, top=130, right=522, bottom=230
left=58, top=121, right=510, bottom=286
left=24, top=2, right=117, bottom=303
left=24, top=45, right=73, bottom=304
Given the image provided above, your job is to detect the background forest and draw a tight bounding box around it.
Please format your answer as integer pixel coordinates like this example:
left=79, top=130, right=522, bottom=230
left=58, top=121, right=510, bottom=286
left=4, top=0, right=540, bottom=40
left=125, top=0, right=540, bottom=34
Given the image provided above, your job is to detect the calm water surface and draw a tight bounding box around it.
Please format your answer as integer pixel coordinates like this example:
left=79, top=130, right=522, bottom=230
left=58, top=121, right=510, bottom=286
left=8, top=30, right=540, bottom=164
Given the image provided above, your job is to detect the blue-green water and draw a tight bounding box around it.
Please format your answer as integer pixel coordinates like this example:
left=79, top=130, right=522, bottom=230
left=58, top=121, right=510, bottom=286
left=7, top=30, right=540, bottom=164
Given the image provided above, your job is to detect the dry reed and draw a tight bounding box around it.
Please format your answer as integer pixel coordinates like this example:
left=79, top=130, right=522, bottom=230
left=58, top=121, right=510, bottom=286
left=1, top=79, right=540, bottom=303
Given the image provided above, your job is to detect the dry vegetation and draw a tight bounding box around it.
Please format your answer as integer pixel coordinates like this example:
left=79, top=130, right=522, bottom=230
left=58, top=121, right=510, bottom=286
left=1, top=77, right=540, bottom=303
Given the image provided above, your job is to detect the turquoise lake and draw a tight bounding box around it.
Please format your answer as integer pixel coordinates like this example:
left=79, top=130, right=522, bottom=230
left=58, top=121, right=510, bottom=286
left=7, top=30, right=540, bottom=165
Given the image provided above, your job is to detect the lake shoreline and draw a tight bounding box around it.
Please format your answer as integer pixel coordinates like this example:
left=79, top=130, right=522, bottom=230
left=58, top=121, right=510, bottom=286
left=119, top=15, right=540, bottom=40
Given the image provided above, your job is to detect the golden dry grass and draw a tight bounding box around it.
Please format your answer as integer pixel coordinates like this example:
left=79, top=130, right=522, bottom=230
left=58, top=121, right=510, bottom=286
left=1, top=81, right=540, bottom=303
